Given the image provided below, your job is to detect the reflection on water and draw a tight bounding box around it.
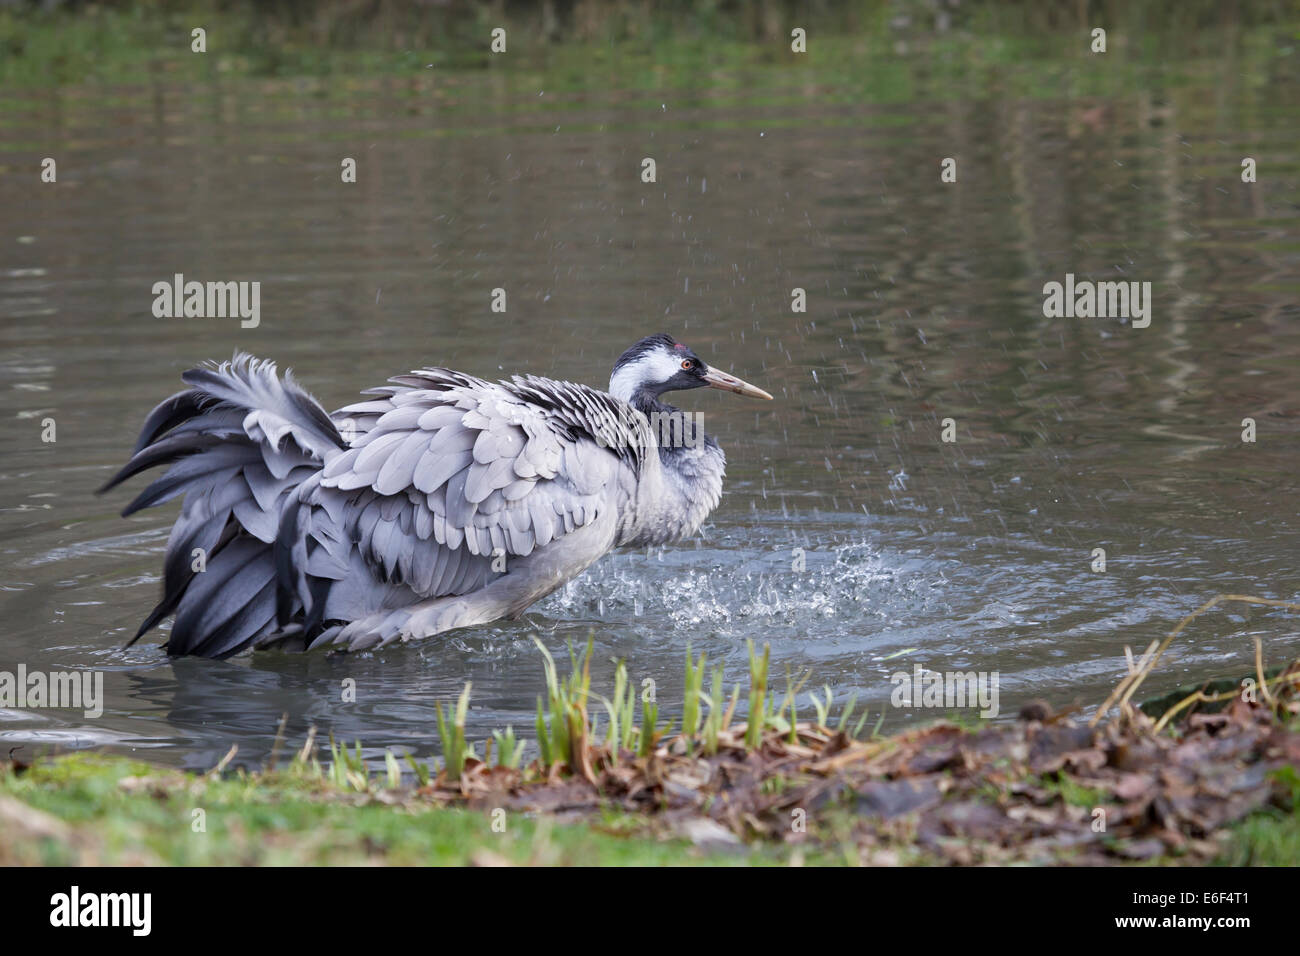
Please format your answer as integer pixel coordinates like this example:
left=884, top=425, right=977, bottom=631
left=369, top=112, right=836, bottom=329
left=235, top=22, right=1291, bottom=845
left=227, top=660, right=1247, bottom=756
left=1, top=17, right=1298, bottom=770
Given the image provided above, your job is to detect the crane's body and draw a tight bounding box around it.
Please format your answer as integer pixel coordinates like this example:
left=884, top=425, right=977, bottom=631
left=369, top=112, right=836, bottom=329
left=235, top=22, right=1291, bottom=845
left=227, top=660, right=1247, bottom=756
left=102, top=334, right=771, bottom=657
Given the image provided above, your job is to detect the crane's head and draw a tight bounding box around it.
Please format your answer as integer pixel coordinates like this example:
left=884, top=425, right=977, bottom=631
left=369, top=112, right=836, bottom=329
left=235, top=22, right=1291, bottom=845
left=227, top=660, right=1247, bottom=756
left=609, top=333, right=773, bottom=405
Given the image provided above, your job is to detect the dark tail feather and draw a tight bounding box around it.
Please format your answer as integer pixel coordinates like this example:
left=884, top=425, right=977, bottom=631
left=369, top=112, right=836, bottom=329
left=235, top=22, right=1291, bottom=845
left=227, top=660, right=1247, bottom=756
left=128, top=519, right=237, bottom=646
left=274, top=497, right=302, bottom=627
left=103, top=354, right=341, bottom=658
left=193, top=577, right=278, bottom=660
left=130, top=389, right=209, bottom=456
left=167, top=539, right=277, bottom=658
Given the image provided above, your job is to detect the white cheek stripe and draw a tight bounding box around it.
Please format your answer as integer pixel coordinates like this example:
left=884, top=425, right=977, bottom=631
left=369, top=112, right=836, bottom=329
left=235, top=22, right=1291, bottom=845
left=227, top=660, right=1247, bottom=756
left=609, top=350, right=683, bottom=402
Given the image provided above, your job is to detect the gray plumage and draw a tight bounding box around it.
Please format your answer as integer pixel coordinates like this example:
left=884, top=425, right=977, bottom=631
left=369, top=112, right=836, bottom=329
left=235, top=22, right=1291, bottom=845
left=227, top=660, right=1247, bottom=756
left=101, top=335, right=771, bottom=657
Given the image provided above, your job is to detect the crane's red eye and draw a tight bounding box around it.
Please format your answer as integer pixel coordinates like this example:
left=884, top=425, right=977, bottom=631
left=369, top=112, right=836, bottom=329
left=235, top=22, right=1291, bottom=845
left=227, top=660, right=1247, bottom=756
left=681, top=360, right=694, bottom=370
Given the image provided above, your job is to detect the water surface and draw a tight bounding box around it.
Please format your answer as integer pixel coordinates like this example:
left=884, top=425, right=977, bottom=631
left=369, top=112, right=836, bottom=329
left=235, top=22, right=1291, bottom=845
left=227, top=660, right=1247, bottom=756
left=1, top=17, right=1298, bottom=770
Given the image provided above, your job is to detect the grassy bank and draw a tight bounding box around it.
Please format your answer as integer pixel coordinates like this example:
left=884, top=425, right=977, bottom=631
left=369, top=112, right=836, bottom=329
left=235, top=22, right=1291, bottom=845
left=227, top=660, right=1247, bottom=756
left=0, top=752, right=787, bottom=866
left=1, top=0, right=1293, bottom=95
left=3, top=712, right=1298, bottom=866
left=5, top=597, right=1300, bottom=866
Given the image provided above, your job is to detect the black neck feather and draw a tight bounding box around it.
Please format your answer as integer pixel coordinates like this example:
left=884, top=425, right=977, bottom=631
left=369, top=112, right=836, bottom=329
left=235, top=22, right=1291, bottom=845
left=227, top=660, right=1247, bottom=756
left=629, top=391, right=719, bottom=462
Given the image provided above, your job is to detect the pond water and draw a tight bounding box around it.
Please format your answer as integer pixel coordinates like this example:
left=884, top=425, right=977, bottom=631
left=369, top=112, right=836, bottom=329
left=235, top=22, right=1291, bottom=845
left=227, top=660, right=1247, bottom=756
left=1, top=18, right=1298, bottom=770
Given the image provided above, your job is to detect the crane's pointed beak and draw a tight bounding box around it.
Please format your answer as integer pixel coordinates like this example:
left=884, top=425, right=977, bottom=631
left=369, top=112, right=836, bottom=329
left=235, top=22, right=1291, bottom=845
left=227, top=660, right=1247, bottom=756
left=701, top=366, right=773, bottom=401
